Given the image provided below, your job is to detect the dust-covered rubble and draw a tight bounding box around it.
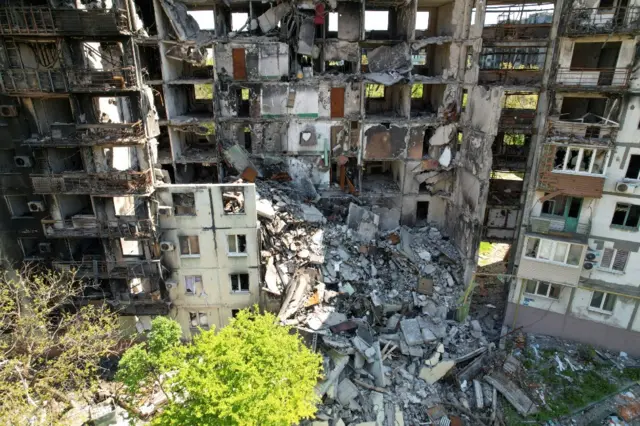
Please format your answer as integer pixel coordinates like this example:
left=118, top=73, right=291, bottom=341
left=256, top=181, right=501, bottom=425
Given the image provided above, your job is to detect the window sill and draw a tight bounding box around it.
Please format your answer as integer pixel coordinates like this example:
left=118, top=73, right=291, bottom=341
left=523, top=256, right=580, bottom=268
left=231, top=291, right=250, bottom=295
left=524, top=292, right=560, bottom=301
left=609, top=225, right=639, bottom=233
left=587, top=306, right=614, bottom=316
left=551, top=170, right=605, bottom=178
left=180, top=254, right=201, bottom=259
left=228, top=253, right=248, bottom=257
left=595, top=267, right=625, bottom=275
left=223, top=212, right=246, bottom=216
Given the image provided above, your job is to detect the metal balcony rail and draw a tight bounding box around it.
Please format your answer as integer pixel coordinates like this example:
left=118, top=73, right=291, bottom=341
left=23, top=122, right=146, bottom=147
left=52, top=259, right=160, bottom=280
left=548, top=117, right=618, bottom=144
left=31, top=169, right=153, bottom=195
left=565, top=6, right=640, bottom=34
left=76, top=121, right=145, bottom=141
left=42, top=218, right=155, bottom=238
left=555, top=68, right=630, bottom=89
left=0, top=69, right=67, bottom=94
left=66, top=68, right=137, bottom=91
left=0, top=7, right=129, bottom=35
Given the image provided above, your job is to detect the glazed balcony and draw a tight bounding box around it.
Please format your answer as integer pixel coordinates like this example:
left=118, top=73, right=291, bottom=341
left=66, top=68, right=137, bottom=92
left=555, top=68, right=630, bottom=90
left=53, top=259, right=160, bottom=280
left=0, top=6, right=130, bottom=36
left=547, top=116, right=618, bottom=145
left=564, top=6, right=640, bottom=35
left=42, top=217, right=155, bottom=239
left=0, top=69, right=66, bottom=95
left=31, top=169, right=153, bottom=195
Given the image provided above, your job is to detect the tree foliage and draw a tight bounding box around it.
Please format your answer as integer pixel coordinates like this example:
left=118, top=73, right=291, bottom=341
left=117, top=308, right=323, bottom=426
left=0, top=267, right=121, bottom=425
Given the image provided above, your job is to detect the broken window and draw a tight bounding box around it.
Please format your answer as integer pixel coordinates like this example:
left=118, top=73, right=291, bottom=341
left=625, top=155, right=640, bottom=180
left=230, top=273, right=250, bottom=292
left=179, top=235, right=201, bottom=256
left=524, top=237, right=583, bottom=266
left=231, top=309, right=240, bottom=318
left=173, top=193, right=196, bottom=216
left=524, top=280, right=561, bottom=299
left=554, top=146, right=607, bottom=174
left=590, top=291, right=616, bottom=312
left=244, top=127, right=252, bottom=152
left=611, top=203, right=640, bottom=229
left=328, top=12, right=338, bottom=32
left=232, top=12, right=250, bottom=32
left=236, top=88, right=251, bottom=117
left=502, top=93, right=538, bottom=109
left=121, top=239, right=143, bottom=257
left=415, top=12, right=430, bottom=30
left=190, top=311, right=209, bottom=328
left=222, top=187, right=245, bottom=214
left=411, top=84, right=424, bottom=99
left=184, top=275, right=202, bottom=294
left=416, top=201, right=429, bottom=221
left=227, top=234, right=247, bottom=255
left=325, top=60, right=355, bottom=73
left=366, top=84, right=385, bottom=98
left=113, top=196, right=136, bottom=216
left=194, top=84, right=213, bottom=100
left=365, top=11, right=389, bottom=31
left=188, top=10, right=215, bottom=30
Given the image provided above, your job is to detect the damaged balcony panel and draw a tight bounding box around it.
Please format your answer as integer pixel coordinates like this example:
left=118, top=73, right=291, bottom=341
left=52, top=259, right=161, bottom=280
left=0, top=69, right=67, bottom=94
left=364, top=124, right=408, bottom=160
left=30, top=169, right=154, bottom=195
left=0, top=6, right=131, bottom=36
left=554, top=68, right=630, bottom=90
left=547, top=115, right=618, bottom=145
left=564, top=6, right=640, bottom=35
left=42, top=218, right=155, bottom=239
left=482, top=3, right=554, bottom=40
left=66, top=68, right=137, bottom=92
left=478, top=46, right=546, bottom=86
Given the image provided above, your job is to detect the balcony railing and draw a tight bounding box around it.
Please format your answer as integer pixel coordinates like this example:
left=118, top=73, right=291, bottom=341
left=565, top=6, right=640, bottom=35
left=0, top=69, right=67, bottom=94
left=53, top=259, right=160, bottom=280
left=529, top=215, right=590, bottom=241
left=555, top=68, right=630, bottom=89
left=66, top=68, right=137, bottom=92
left=23, top=122, right=146, bottom=147
left=547, top=116, right=618, bottom=145
left=31, top=169, right=153, bottom=195
left=42, top=217, right=155, bottom=239
left=0, top=7, right=130, bottom=36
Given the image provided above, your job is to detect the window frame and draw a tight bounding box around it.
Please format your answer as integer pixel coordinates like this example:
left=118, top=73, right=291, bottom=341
left=553, top=145, right=608, bottom=176
left=524, top=280, right=561, bottom=299
left=598, top=247, right=629, bottom=273
left=189, top=311, right=210, bottom=329
left=184, top=275, right=202, bottom=295
left=227, top=234, right=248, bottom=256
left=179, top=235, right=201, bottom=257
left=524, top=237, right=583, bottom=267
left=610, top=203, right=640, bottom=230
left=589, top=290, right=616, bottom=314
left=625, top=154, right=640, bottom=180
left=230, top=273, right=250, bottom=293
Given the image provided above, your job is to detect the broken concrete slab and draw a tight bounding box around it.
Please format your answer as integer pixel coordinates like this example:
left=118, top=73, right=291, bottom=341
left=419, top=360, right=454, bottom=385
left=368, top=341, right=386, bottom=388
left=315, top=354, right=350, bottom=397
left=256, top=198, right=275, bottom=220
left=400, top=318, right=423, bottom=346
left=429, top=123, right=456, bottom=146
left=258, top=3, right=291, bottom=33
left=371, top=391, right=385, bottom=425
left=300, top=204, right=326, bottom=223
left=484, top=371, right=538, bottom=416
left=367, top=42, right=411, bottom=74
left=346, top=203, right=380, bottom=241
left=438, top=147, right=452, bottom=167
left=337, top=378, right=360, bottom=406
left=474, top=379, right=484, bottom=409
left=264, top=257, right=281, bottom=295
left=352, top=336, right=376, bottom=362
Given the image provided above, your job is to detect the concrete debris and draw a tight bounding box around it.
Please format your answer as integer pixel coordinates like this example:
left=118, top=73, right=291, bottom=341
left=429, top=123, right=456, bottom=146
left=254, top=181, right=496, bottom=425
left=367, top=42, right=412, bottom=74
left=258, top=3, right=291, bottom=33
left=484, top=371, right=539, bottom=416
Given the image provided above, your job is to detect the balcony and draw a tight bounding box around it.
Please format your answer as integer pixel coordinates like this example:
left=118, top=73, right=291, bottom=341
left=478, top=69, right=543, bottom=86
left=0, top=7, right=130, bottom=36
left=66, top=68, right=137, bottom=92
left=519, top=234, right=586, bottom=286
left=564, top=7, right=640, bottom=35
left=31, top=169, right=153, bottom=195
left=42, top=217, right=155, bottom=239
left=0, top=69, right=67, bottom=95
left=53, top=259, right=160, bottom=280
left=23, top=122, right=146, bottom=147
left=554, top=68, right=630, bottom=90
left=529, top=216, right=590, bottom=243
left=547, top=116, right=618, bottom=145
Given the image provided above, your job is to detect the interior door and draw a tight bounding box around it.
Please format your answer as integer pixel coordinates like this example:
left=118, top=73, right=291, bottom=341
left=330, top=87, right=345, bottom=118
left=564, top=197, right=582, bottom=232
left=232, top=48, right=246, bottom=81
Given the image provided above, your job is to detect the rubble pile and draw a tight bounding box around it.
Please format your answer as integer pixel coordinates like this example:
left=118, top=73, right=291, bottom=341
left=256, top=182, right=501, bottom=425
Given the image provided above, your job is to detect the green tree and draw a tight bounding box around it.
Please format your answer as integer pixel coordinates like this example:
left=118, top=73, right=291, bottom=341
left=117, top=308, right=323, bottom=426
left=0, top=267, right=121, bottom=425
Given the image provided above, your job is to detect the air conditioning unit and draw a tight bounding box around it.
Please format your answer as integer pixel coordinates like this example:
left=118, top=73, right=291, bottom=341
left=616, top=182, right=637, bottom=193
left=585, top=251, right=597, bottom=262
left=160, top=241, right=174, bottom=252
left=27, top=201, right=45, bottom=212
left=0, top=105, right=18, bottom=117
left=583, top=261, right=595, bottom=270
left=158, top=206, right=173, bottom=216
left=38, top=242, right=51, bottom=254
left=165, top=279, right=177, bottom=289
left=14, top=156, right=32, bottom=168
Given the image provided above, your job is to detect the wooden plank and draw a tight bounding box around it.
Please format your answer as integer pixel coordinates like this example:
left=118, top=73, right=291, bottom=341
left=484, top=371, right=538, bottom=416
left=232, top=48, right=247, bottom=81
left=330, top=87, right=345, bottom=118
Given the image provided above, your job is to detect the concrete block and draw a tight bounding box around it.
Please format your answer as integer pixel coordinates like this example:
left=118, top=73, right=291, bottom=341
left=419, top=360, right=454, bottom=385
left=371, top=391, right=385, bottom=425
left=400, top=318, right=423, bottom=346
left=337, top=378, right=360, bottom=405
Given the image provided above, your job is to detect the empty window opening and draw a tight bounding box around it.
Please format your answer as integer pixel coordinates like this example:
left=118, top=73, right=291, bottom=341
left=6, top=196, right=33, bottom=218
left=121, top=239, right=143, bottom=257
left=325, top=60, right=355, bottom=74
left=194, top=84, right=213, bottom=100
left=19, top=238, right=39, bottom=258
left=185, top=275, right=202, bottom=295
left=228, top=234, right=247, bottom=254
left=113, top=196, right=137, bottom=216
left=611, top=203, right=640, bottom=229
left=236, top=88, right=251, bottom=117
left=230, top=273, right=250, bottom=292
left=412, top=49, right=427, bottom=66
left=231, top=309, right=240, bottom=318
left=502, top=93, right=538, bottom=109
left=56, top=194, right=93, bottom=219
left=423, top=127, right=435, bottom=157
left=362, top=161, right=402, bottom=192
left=365, top=11, right=389, bottom=31
left=173, top=193, right=196, bottom=216
left=590, top=291, right=616, bottom=312
left=190, top=311, right=209, bottom=328
left=570, top=42, right=621, bottom=71
left=554, top=146, right=607, bottom=174
left=232, top=12, right=250, bottom=32
left=524, top=280, right=561, bottom=299
left=244, top=127, right=252, bottom=152
left=188, top=10, right=215, bottom=30
left=626, top=155, right=640, bottom=180
left=222, top=187, right=245, bottom=214
left=416, top=12, right=430, bottom=30
left=416, top=201, right=429, bottom=221
left=328, top=12, right=338, bottom=32
left=179, top=235, right=201, bottom=256
left=366, top=84, right=385, bottom=98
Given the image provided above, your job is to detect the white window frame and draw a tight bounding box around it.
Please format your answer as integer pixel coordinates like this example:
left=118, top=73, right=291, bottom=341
left=230, top=273, right=250, bottom=293
left=553, top=146, right=609, bottom=176
left=524, top=280, right=562, bottom=299
left=227, top=234, right=247, bottom=256
left=597, top=248, right=629, bottom=273
left=179, top=235, right=200, bottom=257
left=524, top=237, right=583, bottom=267
left=588, top=290, right=616, bottom=314
left=184, top=275, right=202, bottom=295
